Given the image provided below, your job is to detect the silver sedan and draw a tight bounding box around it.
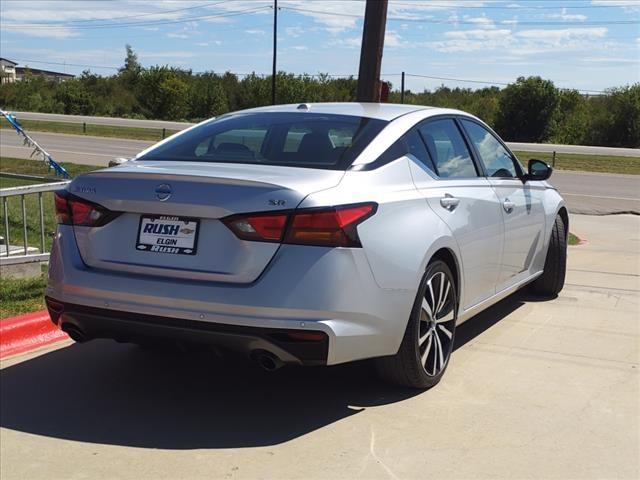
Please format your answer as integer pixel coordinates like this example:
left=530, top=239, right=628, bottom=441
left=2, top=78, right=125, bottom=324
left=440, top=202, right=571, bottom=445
left=47, top=103, right=567, bottom=388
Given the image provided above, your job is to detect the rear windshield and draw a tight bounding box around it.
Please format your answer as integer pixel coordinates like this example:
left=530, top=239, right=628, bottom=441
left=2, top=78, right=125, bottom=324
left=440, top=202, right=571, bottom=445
left=138, top=112, right=388, bottom=170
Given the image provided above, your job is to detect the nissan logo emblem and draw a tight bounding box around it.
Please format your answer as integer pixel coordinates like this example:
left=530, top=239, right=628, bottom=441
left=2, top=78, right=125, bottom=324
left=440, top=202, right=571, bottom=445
left=155, top=184, right=172, bottom=201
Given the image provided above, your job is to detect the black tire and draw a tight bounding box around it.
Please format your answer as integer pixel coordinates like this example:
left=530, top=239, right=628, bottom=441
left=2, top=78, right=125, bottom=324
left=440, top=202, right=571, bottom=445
left=530, top=215, right=567, bottom=297
left=376, top=260, right=458, bottom=389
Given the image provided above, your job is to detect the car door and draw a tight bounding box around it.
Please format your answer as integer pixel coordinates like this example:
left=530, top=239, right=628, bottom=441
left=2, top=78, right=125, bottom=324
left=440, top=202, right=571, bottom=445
left=459, top=118, right=547, bottom=291
left=407, top=118, right=504, bottom=311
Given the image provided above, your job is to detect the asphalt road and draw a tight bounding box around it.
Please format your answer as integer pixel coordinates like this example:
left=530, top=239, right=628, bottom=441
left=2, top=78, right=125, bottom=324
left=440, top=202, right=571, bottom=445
left=509, top=142, right=640, bottom=158
left=552, top=170, right=640, bottom=215
left=1, top=130, right=638, bottom=214
left=0, top=129, right=152, bottom=166
left=1, top=214, right=638, bottom=480
left=11, top=111, right=194, bottom=131
left=9, top=111, right=640, bottom=158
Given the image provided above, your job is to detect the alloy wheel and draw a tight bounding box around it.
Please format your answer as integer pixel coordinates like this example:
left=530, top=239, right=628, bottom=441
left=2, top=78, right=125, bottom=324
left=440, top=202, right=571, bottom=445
left=418, top=271, right=456, bottom=376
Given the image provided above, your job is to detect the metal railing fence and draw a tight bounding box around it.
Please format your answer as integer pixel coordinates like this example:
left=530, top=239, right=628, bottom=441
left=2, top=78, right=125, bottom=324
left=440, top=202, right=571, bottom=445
left=0, top=180, right=70, bottom=266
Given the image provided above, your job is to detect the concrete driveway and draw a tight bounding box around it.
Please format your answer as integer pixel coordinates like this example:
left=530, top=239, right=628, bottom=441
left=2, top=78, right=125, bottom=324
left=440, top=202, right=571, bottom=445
left=1, top=214, right=638, bottom=480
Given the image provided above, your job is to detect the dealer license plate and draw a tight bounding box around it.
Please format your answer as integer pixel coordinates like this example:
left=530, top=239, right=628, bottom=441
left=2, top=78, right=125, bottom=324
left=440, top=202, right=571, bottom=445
left=136, top=215, right=199, bottom=255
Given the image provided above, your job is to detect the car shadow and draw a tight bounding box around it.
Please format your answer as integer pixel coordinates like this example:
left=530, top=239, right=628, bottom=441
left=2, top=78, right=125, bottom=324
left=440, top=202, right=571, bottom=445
left=454, top=291, right=527, bottom=351
left=0, top=292, right=527, bottom=450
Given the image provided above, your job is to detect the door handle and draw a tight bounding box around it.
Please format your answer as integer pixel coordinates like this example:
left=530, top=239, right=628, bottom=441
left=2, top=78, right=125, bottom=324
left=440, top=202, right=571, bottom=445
left=440, top=194, right=460, bottom=211
left=503, top=199, right=515, bottom=213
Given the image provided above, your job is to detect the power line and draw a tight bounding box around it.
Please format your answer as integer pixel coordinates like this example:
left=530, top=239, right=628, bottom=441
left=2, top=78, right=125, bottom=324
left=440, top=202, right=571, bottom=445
left=280, top=5, right=639, bottom=25
left=407, top=72, right=509, bottom=86
left=389, top=1, right=633, bottom=9
left=52, top=0, right=233, bottom=24
left=2, top=5, right=272, bottom=30
left=15, top=59, right=120, bottom=71
left=404, top=73, right=606, bottom=94
left=6, top=61, right=610, bottom=93
left=36, top=21, right=275, bottom=41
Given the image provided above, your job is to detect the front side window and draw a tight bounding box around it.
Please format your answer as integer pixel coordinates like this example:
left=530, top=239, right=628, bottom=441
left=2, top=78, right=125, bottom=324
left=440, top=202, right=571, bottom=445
left=140, top=113, right=387, bottom=170
left=418, top=119, right=478, bottom=179
left=461, top=119, right=518, bottom=178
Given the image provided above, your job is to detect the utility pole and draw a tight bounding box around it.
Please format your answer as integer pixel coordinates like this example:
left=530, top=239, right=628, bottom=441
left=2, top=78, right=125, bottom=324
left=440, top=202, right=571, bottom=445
left=356, top=0, right=388, bottom=102
left=272, top=0, right=278, bottom=105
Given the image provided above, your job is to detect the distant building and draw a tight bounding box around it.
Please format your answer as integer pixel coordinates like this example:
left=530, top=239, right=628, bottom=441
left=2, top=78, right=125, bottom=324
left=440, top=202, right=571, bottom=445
left=15, top=66, right=75, bottom=83
left=0, top=58, right=18, bottom=84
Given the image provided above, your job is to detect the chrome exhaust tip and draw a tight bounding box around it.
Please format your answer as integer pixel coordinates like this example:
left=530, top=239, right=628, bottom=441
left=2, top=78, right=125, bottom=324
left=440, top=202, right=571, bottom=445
left=252, top=350, right=284, bottom=372
left=61, top=324, right=88, bottom=343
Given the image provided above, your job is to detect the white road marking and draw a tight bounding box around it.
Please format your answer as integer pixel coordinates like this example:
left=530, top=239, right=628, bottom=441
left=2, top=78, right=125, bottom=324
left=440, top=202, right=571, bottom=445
left=4, top=145, right=119, bottom=158
left=561, top=193, right=640, bottom=202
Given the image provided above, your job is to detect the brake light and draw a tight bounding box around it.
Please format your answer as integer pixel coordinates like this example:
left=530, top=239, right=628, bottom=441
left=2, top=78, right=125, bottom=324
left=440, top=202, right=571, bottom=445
left=54, top=191, right=117, bottom=227
left=223, top=203, right=376, bottom=247
left=223, top=213, right=288, bottom=242
left=285, top=204, right=375, bottom=247
left=54, top=191, right=71, bottom=224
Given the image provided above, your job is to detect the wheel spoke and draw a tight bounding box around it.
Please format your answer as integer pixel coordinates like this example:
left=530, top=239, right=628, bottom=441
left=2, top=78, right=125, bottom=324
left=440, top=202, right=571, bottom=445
left=437, top=272, right=445, bottom=313
left=426, top=279, right=436, bottom=316
left=436, top=310, right=455, bottom=324
left=418, top=329, right=432, bottom=346
left=431, top=334, right=440, bottom=375
left=437, top=280, right=450, bottom=314
left=434, top=331, right=445, bottom=374
left=421, top=297, right=433, bottom=320
left=421, top=333, right=433, bottom=366
left=437, top=323, right=452, bottom=339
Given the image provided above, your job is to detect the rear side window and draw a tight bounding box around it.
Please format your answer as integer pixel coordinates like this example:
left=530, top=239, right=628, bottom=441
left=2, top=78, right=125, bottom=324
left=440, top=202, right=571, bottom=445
left=461, top=119, right=518, bottom=178
left=140, top=113, right=387, bottom=170
left=375, top=129, right=436, bottom=174
left=418, top=119, right=478, bottom=179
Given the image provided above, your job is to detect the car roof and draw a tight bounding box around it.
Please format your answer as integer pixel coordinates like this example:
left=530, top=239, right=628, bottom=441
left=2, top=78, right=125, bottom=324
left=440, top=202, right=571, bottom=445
left=233, top=102, right=445, bottom=121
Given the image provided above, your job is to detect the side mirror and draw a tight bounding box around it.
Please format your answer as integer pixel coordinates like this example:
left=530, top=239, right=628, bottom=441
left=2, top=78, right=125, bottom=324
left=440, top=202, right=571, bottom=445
left=108, top=157, right=130, bottom=167
left=524, top=158, right=552, bottom=182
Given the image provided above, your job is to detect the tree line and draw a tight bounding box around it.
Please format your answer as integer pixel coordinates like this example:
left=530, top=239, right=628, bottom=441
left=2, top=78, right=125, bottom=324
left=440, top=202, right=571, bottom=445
left=0, top=46, right=638, bottom=147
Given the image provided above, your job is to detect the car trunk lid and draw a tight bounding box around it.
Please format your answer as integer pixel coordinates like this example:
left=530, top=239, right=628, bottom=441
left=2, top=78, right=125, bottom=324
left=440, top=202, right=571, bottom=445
left=69, top=161, right=344, bottom=283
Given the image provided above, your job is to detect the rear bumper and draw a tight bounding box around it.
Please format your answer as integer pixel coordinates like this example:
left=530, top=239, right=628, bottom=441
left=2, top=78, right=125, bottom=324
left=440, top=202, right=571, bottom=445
left=46, top=297, right=328, bottom=365
left=46, top=226, right=416, bottom=365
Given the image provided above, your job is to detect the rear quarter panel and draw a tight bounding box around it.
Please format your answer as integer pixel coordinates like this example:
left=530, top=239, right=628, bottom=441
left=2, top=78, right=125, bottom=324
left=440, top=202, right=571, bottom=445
left=300, top=158, right=462, bottom=295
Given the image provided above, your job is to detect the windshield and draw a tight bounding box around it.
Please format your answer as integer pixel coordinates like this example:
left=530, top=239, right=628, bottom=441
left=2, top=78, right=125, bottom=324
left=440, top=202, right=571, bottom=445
left=138, top=112, right=388, bottom=170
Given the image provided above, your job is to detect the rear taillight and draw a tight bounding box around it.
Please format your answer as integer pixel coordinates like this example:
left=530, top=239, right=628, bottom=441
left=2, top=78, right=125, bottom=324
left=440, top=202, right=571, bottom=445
left=54, top=191, right=72, bottom=224
left=54, top=190, right=118, bottom=227
left=285, top=204, right=375, bottom=247
left=223, top=213, right=288, bottom=242
left=223, top=203, right=376, bottom=248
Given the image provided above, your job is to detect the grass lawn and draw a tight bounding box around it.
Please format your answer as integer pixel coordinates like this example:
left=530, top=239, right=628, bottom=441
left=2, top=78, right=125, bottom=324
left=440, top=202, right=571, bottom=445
left=568, top=233, right=581, bottom=246
left=0, top=267, right=47, bottom=318
left=1, top=118, right=179, bottom=142
left=1, top=156, right=97, bottom=178
left=513, top=151, right=639, bottom=175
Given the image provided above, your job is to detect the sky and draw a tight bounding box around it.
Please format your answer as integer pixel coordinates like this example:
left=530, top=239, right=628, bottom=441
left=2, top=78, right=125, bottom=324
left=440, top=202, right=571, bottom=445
left=1, top=0, right=639, bottom=94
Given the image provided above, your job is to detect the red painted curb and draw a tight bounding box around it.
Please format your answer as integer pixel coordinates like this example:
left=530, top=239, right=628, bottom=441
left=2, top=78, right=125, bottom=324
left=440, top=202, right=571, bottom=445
left=0, top=310, right=69, bottom=359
